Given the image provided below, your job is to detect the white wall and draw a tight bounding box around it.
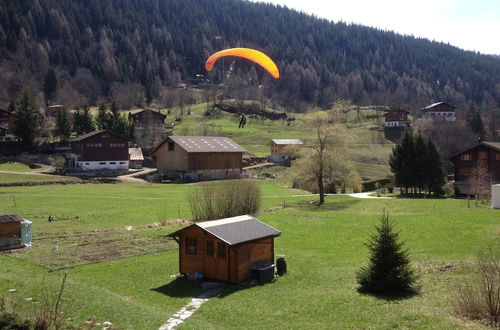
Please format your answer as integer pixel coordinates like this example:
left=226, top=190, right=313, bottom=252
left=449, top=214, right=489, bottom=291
left=492, top=184, right=500, bottom=209
left=76, top=160, right=129, bottom=171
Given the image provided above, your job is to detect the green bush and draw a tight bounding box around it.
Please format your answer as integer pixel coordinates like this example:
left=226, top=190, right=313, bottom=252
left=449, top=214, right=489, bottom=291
left=0, top=313, right=31, bottom=330
left=442, top=182, right=455, bottom=198
left=361, top=178, right=390, bottom=192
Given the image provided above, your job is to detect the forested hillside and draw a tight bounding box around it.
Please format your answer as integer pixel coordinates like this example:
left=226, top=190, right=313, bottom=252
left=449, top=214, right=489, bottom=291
left=1, top=0, right=499, bottom=112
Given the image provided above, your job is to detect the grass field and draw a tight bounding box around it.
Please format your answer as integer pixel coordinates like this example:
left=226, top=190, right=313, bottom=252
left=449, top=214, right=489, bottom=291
left=1, top=180, right=498, bottom=329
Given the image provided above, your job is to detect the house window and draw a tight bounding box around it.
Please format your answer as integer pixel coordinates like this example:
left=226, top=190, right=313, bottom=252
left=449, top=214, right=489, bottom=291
left=459, top=167, right=472, bottom=175
left=110, top=162, right=116, bottom=164
left=206, top=240, right=214, bottom=256
left=460, top=153, right=472, bottom=161
left=168, top=142, right=174, bottom=151
left=217, top=241, right=227, bottom=258
left=186, top=238, right=197, bottom=255
left=478, top=151, right=487, bottom=160
left=120, top=161, right=126, bottom=164
left=99, top=162, right=106, bottom=165
left=496, top=153, right=500, bottom=161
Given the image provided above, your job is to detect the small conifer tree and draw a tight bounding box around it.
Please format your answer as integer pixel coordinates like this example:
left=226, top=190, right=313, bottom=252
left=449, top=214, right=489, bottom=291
left=356, top=210, right=417, bottom=295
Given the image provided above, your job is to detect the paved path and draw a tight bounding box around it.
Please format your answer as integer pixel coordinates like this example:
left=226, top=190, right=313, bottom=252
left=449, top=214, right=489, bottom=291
left=117, top=167, right=157, bottom=183
left=348, top=192, right=393, bottom=199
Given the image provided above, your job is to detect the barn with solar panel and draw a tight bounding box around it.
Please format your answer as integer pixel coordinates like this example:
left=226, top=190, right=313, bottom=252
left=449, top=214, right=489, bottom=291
left=168, top=215, right=281, bottom=283
left=152, top=136, right=246, bottom=181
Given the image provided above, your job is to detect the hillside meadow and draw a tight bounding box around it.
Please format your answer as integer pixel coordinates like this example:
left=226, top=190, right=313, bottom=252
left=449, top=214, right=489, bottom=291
left=0, top=180, right=498, bottom=329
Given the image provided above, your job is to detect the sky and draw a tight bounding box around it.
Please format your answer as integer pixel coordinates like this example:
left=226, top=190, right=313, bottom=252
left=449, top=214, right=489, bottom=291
left=252, top=0, right=500, bottom=55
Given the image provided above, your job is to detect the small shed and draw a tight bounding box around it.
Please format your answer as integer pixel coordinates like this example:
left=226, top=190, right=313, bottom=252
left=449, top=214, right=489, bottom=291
left=129, top=147, right=144, bottom=169
left=0, top=214, right=32, bottom=250
left=168, top=215, right=281, bottom=283
left=492, top=184, right=500, bottom=209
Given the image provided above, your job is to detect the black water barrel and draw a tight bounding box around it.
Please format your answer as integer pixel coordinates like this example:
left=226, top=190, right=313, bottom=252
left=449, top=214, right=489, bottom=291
left=276, top=257, right=287, bottom=276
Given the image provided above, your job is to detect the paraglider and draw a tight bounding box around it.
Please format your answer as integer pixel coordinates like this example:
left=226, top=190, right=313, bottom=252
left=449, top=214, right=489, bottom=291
left=205, top=48, right=280, bottom=79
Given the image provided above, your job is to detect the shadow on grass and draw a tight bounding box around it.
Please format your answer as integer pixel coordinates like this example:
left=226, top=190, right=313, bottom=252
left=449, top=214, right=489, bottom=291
left=296, top=197, right=361, bottom=211
left=357, top=287, right=420, bottom=301
left=151, top=277, right=203, bottom=298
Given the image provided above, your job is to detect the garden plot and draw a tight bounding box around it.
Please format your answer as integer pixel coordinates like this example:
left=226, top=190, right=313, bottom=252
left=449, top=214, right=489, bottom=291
left=2, top=226, right=177, bottom=270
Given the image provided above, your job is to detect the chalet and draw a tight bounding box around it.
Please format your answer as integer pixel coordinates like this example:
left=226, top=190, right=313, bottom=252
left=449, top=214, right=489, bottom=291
left=129, top=147, right=144, bottom=169
left=152, top=136, right=246, bottom=181
left=420, top=102, right=456, bottom=121
left=167, top=214, right=281, bottom=283
left=450, top=141, right=500, bottom=194
left=384, top=109, right=409, bottom=128
left=0, top=214, right=32, bottom=251
left=130, top=110, right=169, bottom=153
left=267, top=139, right=303, bottom=163
left=66, top=130, right=130, bottom=172
left=45, top=105, right=64, bottom=123
left=0, top=108, right=17, bottom=142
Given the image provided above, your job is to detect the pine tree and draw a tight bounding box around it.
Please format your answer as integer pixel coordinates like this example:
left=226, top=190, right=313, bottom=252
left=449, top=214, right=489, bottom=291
left=54, top=107, right=72, bottom=142
left=43, top=68, right=58, bottom=103
left=80, top=105, right=95, bottom=134
left=465, top=102, right=484, bottom=137
left=413, top=133, right=427, bottom=194
left=356, top=210, right=417, bottom=295
left=95, top=101, right=110, bottom=130
left=12, top=89, right=42, bottom=150
left=425, top=137, right=445, bottom=195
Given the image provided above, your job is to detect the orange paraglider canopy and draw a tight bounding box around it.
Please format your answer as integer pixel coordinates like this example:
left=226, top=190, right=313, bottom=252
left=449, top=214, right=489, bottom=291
left=205, top=48, right=279, bottom=79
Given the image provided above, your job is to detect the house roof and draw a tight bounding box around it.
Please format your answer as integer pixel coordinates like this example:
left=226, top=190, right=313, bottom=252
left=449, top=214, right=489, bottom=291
left=269, top=139, right=304, bottom=145
left=129, top=147, right=144, bottom=161
left=421, top=102, right=456, bottom=111
left=0, top=214, right=24, bottom=224
left=153, top=136, right=246, bottom=154
left=168, top=215, right=281, bottom=245
left=69, top=130, right=130, bottom=143
left=449, top=141, right=500, bottom=159
left=130, top=109, right=166, bottom=120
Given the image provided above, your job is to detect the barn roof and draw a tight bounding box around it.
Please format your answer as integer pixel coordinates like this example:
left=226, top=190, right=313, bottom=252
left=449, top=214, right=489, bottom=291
left=154, top=136, right=247, bottom=154
left=128, top=147, right=144, bottom=161
left=168, top=215, right=280, bottom=245
left=449, top=141, right=500, bottom=159
left=270, top=139, right=304, bottom=145
left=69, top=130, right=130, bottom=143
left=0, top=214, right=24, bottom=224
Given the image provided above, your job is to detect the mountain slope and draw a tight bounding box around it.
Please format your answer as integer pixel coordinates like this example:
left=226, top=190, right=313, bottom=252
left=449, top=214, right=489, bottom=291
left=0, top=0, right=499, bottom=111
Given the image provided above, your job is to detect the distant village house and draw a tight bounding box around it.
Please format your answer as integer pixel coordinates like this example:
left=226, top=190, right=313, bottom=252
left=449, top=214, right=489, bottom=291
left=66, top=130, right=130, bottom=173
left=383, top=109, right=409, bottom=128
left=152, top=136, right=246, bottom=181
left=420, top=102, right=456, bottom=121
left=130, top=110, right=170, bottom=154
left=0, top=108, right=17, bottom=142
left=450, top=141, right=500, bottom=194
left=267, top=139, right=303, bottom=163
left=167, top=215, right=280, bottom=283
left=45, top=105, right=64, bottom=124
left=128, top=147, right=144, bottom=169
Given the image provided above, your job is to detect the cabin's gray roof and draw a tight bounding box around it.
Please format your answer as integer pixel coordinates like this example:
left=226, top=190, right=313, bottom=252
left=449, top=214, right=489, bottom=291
left=270, top=139, right=303, bottom=145
left=167, top=136, right=246, bottom=153
left=169, top=215, right=280, bottom=245
left=0, top=214, right=24, bottom=224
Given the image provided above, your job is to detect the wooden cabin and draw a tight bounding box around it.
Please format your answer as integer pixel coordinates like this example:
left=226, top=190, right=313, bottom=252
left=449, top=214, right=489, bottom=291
left=450, top=141, right=500, bottom=194
left=420, top=102, right=456, bottom=121
left=152, top=136, right=246, bottom=181
left=0, top=214, right=32, bottom=250
left=66, top=130, right=130, bottom=173
left=168, top=215, right=281, bottom=283
left=267, top=139, right=303, bottom=163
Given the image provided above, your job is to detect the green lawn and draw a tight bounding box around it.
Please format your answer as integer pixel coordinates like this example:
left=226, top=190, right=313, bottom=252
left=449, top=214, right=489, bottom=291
left=0, top=172, right=70, bottom=184
left=0, top=180, right=498, bottom=329
left=0, top=161, right=34, bottom=172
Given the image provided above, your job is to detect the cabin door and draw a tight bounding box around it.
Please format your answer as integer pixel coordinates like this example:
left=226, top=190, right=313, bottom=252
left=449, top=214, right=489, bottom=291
left=204, top=239, right=228, bottom=281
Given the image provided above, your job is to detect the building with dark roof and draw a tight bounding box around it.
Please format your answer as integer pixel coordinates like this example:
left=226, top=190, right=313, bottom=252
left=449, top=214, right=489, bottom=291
left=66, top=130, right=130, bottom=172
left=450, top=141, right=500, bottom=194
left=168, top=215, right=281, bottom=283
left=152, top=136, right=247, bottom=181
left=420, top=102, right=456, bottom=121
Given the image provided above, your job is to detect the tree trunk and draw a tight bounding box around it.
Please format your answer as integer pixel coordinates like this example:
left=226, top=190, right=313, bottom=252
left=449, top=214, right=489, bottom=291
left=318, top=174, right=324, bottom=205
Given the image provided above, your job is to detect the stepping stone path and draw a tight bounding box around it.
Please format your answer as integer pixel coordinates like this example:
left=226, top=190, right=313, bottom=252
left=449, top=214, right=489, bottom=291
left=159, top=283, right=224, bottom=330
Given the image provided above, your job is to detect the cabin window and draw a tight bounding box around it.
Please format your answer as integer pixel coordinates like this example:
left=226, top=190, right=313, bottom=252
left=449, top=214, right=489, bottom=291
left=217, top=242, right=227, bottom=258
left=460, top=153, right=472, bottom=161
left=479, top=151, right=487, bottom=159
left=168, top=142, right=174, bottom=151
left=120, top=161, right=126, bottom=164
left=496, top=153, right=500, bottom=161
left=459, top=167, right=472, bottom=175
left=110, top=162, right=116, bottom=164
left=186, top=238, right=197, bottom=255
left=206, top=240, right=214, bottom=256
left=99, top=162, right=106, bottom=165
